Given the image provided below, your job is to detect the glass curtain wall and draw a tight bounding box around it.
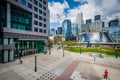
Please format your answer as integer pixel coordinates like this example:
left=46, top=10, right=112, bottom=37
left=0, top=1, right=6, bottom=27
left=11, top=5, right=32, bottom=31
left=14, top=40, right=44, bottom=58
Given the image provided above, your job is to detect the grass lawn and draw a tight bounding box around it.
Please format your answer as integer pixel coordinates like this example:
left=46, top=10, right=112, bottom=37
left=65, top=47, right=120, bottom=57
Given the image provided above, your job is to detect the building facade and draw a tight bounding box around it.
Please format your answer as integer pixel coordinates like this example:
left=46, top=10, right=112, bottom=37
left=57, top=27, right=62, bottom=35
left=86, top=19, right=92, bottom=24
left=62, top=19, right=72, bottom=41
left=50, top=28, right=56, bottom=36
left=81, top=24, right=91, bottom=33
left=109, top=19, right=119, bottom=27
left=94, top=15, right=101, bottom=21
left=91, top=20, right=103, bottom=32
left=71, top=23, right=78, bottom=40
left=76, top=12, right=84, bottom=34
left=0, top=0, right=49, bottom=63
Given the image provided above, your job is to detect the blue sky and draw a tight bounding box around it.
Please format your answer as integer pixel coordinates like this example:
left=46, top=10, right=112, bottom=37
left=48, top=0, right=120, bottom=29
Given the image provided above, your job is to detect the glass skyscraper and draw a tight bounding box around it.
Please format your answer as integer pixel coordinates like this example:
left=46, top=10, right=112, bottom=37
left=62, top=19, right=72, bottom=41
left=71, top=24, right=78, bottom=40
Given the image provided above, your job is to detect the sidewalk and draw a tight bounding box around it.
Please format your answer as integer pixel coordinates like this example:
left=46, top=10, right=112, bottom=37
left=0, top=47, right=120, bottom=80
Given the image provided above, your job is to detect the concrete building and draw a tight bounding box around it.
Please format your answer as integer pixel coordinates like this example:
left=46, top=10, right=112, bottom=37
left=91, top=20, right=103, bottom=32
left=62, top=19, right=72, bottom=41
left=0, top=0, right=49, bottom=63
left=81, top=24, right=91, bottom=33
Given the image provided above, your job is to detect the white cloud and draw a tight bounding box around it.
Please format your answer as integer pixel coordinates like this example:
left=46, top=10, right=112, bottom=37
left=67, top=0, right=120, bottom=26
left=48, top=0, right=69, bottom=25
left=49, top=0, right=120, bottom=28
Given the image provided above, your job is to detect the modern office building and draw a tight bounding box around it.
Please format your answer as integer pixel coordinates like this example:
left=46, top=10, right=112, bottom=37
left=76, top=12, right=84, bottom=33
left=57, top=27, right=62, bottom=35
left=62, top=19, right=72, bottom=41
left=81, top=24, right=91, bottom=33
left=50, top=28, right=56, bottom=36
left=91, top=15, right=103, bottom=32
left=56, top=30, right=58, bottom=35
left=94, top=15, right=101, bottom=21
left=109, top=19, right=119, bottom=27
left=0, top=0, right=49, bottom=63
left=71, top=23, right=78, bottom=40
left=86, top=19, right=92, bottom=24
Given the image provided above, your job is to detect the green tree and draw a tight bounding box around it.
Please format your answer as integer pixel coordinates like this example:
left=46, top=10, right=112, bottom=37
left=48, top=38, right=53, bottom=55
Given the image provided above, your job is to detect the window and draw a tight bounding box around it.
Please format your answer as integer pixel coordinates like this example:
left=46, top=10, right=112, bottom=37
left=34, top=27, right=38, bottom=32
left=34, top=0, right=38, bottom=5
left=43, top=18, right=46, bottom=22
left=43, top=0, right=46, bottom=5
left=39, top=22, right=42, bottom=27
left=39, top=29, right=42, bottom=32
left=0, top=38, right=3, bottom=45
left=39, top=9, right=42, bottom=14
left=43, top=24, right=46, bottom=27
left=20, top=0, right=26, bottom=6
left=39, top=16, right=42, bottom=20
left=28, top=3, right=32, bottom=9
left=39, top=0, right=42, bottom=2
left=11, top=6, right=32, bottom=31
left=34, top=20, right=38, bottom=25
left=39, top=3, right=42, bottom=8
left=0, top=3, right=6, bottom=27
left=43, top=6, right=46, bottom=11
left=34, top=13, right=38, bottom=19
left=44, top=30, right=46, bottom=33
left=34, top=7, right=38, bottom=12
left=43, top=12, right=46, bottom=16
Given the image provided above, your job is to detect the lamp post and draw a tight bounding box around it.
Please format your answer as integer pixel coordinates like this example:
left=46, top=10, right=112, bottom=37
left=63, top=46, right=64, bottom=57
left=115, top=47, right=118, bottom=59
left=80, top=43, right=82, bottom=54
left=34, top=51, right=37, bottom=72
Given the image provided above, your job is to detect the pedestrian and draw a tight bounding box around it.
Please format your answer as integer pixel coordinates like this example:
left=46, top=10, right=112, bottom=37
left=104, top=69, right=108, bottom=79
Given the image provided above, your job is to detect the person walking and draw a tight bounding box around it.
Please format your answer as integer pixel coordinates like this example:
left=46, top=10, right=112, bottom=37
left=104, top=69, right=108, bottom=79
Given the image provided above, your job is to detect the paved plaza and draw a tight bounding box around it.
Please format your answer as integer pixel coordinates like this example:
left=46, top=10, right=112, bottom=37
left=0, top=46, right=120, bottom=80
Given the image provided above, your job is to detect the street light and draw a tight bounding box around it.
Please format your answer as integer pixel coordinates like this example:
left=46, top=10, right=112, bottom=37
left=34, top=50, right=37, bottom=72
left=115, top=47, right=118, bottom=59
left=63, top=46, right=64, bottom=57
left=79, top=43, right=82, bottom=54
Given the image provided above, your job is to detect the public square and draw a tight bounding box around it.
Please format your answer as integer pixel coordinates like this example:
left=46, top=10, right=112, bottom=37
left=0, top=46, right=120, bottom=80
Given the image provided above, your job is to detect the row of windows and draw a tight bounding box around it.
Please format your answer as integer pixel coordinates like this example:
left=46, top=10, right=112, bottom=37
left=34, top=20, right=47, bottom=27
left=0, top=3, right=6, bottom=27
left=34, top=27, right=46, bottom=33
left=27, top=2, right=46, bottom=11
left=30, top=0, right=46, bottom=5
left=34, top=14, right=46, bottom=21
left=11, top=7, right=32, bottom=31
